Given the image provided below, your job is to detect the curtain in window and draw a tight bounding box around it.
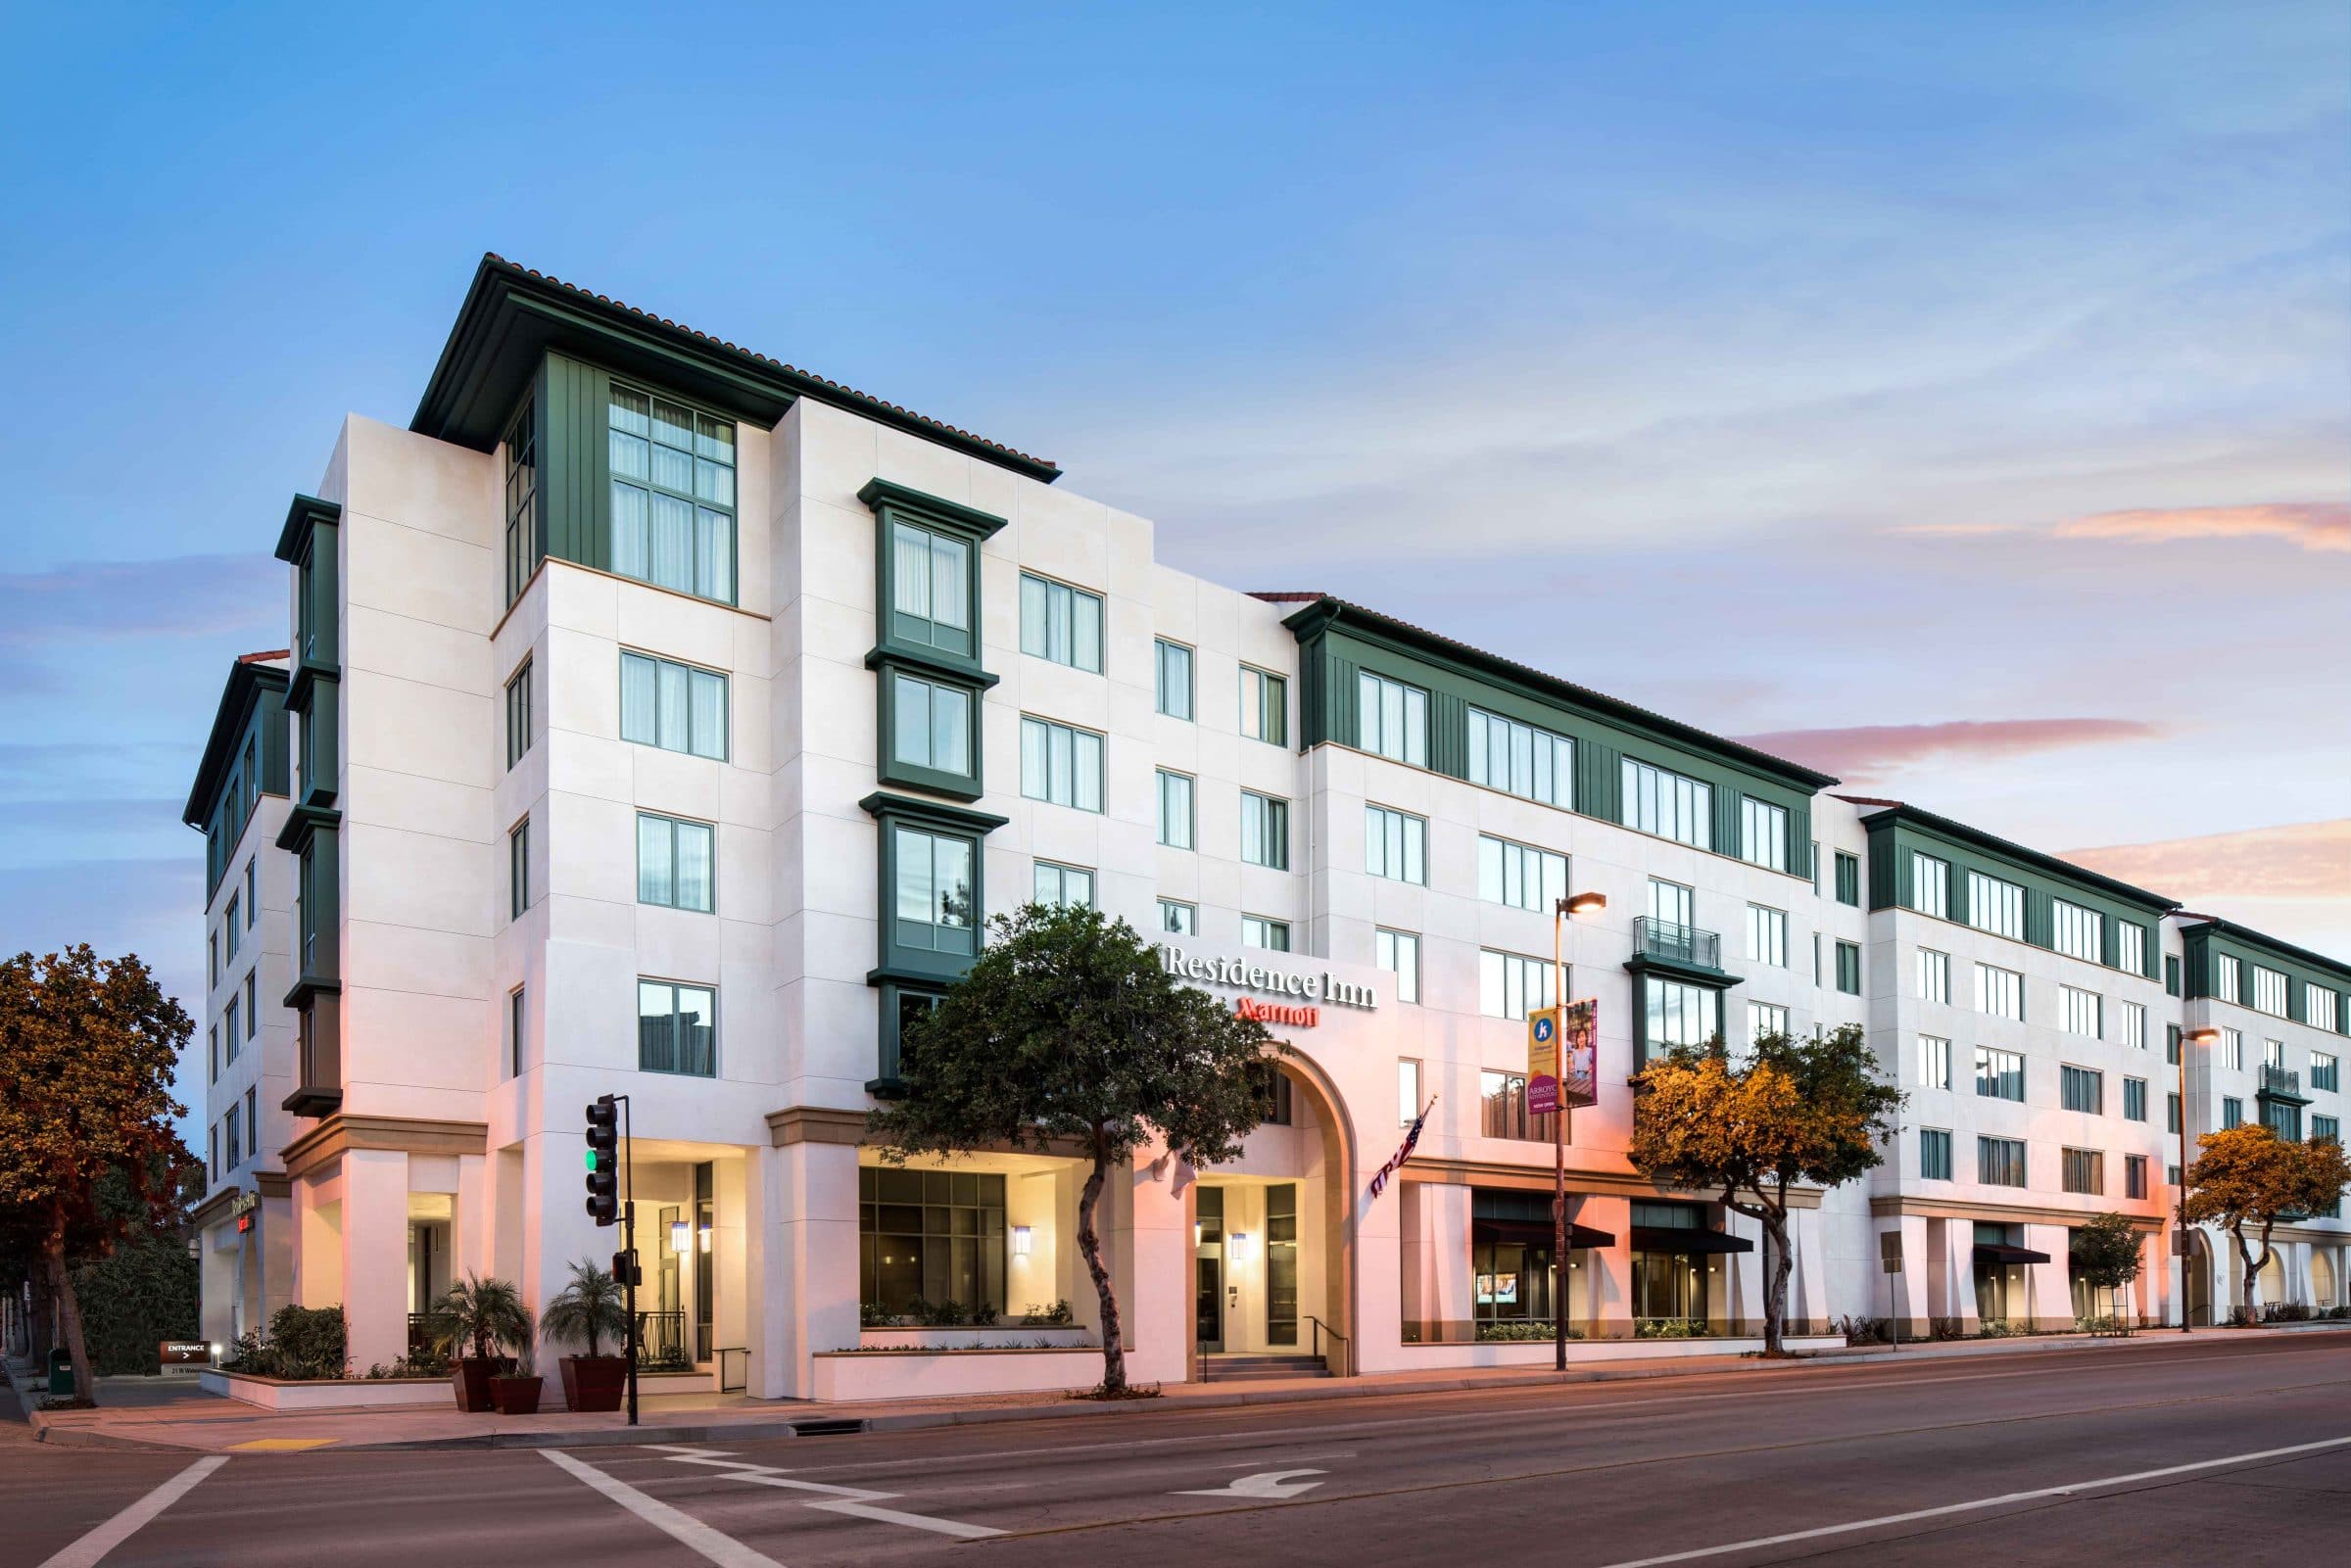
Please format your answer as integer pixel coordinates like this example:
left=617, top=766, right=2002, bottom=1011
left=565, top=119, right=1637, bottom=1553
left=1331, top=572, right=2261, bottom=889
left=656, top=660, right=691, bottom=752
left=675, top=823, right=713, bottom=913
left=638, top=815, right=674, bottom=905
left=696, top=508, right=732, bottom=601
left=931, top=683, right=968, bottom=773
left=650, top=495, right=695, bottom=593
left=612, top=483, right=649, bottom=580
left=894, top=524, right=932, bottom=619
left=929, top=535, right=967, bottom=628
left=690, top=669, right=726, bottom=758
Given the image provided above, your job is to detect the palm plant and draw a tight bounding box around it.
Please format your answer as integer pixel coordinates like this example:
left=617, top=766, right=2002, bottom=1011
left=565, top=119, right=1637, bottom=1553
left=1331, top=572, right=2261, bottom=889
left=542, top=1258, right=630, bottom=1358
left=427, top=1274, right=532, bottom=1362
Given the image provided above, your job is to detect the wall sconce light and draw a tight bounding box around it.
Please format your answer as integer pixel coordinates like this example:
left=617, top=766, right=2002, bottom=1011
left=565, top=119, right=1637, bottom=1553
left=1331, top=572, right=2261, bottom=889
left=1012, top=1225, right=1032, bottom=1258
left=1228, top=1231, right=1253, bottom=1261
left=698, top=1224, right=712, bottom=1255
left=1194, top=1221, right=1203, bottom=1247
left=669, top=1220, right=692, bottom=1255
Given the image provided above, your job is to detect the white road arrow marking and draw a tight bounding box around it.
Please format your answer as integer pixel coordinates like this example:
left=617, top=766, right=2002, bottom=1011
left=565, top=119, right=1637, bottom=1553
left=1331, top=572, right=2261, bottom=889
left=1176, top=1467, right=1327, bottom=1500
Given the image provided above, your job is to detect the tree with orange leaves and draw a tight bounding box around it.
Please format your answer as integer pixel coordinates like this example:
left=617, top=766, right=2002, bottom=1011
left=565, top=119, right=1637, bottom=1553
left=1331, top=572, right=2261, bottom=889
left=2184, top=1123, right=2351, bottom=1321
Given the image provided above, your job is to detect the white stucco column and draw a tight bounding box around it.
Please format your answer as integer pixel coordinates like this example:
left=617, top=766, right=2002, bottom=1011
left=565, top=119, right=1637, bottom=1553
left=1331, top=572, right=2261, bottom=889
left=339, top=1148, right=409, bottom=1373
left=454, top=1153, right=490, bottom=1282
left=1942, top=1219, right=1979, bottom=1332
left=1121, top=1149, right=1191, bottom=1384
left=1405, top=1180, right=1472, bottom=1344
left=760, top=1138, right=859, bottom=1400
left=1888, top=1215, right=1931, bottom=1335
left=2021, top=1222, right=2071, bottom=1330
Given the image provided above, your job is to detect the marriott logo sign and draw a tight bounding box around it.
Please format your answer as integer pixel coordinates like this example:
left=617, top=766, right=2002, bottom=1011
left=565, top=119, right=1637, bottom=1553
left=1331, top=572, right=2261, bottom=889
left=1155, top=945, right=1378, bottom=1011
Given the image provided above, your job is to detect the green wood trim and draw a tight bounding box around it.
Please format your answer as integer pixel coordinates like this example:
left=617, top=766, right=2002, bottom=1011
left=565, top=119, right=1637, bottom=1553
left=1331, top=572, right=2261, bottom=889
left=182, top=662, right=290, bottom=832
left=860, top=793, right=1004, bottom=990
left=272, top=495, right=340, bottom=564
left=872, top=657, right=988, bottom=802
left=861, top=643, right=1002, bottom=690
left=856, top=478, right=1010, bottom=541
left=1623, top=953, right=1741, bottom=991
left=856, top=792, right=1008, bottom=835
left=2181, top=920, right=2351, bottom=1027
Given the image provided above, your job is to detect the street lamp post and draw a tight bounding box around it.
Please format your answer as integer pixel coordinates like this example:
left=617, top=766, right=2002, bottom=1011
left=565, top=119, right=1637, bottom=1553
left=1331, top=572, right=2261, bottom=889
left=1552, top=890, right=1607, bottom=1372
left=2177, top=1025, right=2220, bottom=1332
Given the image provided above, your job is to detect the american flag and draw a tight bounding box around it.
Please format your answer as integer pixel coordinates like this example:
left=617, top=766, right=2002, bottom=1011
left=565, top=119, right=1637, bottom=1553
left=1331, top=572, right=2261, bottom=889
left=1369, top=1098, right=1434, bottom=1200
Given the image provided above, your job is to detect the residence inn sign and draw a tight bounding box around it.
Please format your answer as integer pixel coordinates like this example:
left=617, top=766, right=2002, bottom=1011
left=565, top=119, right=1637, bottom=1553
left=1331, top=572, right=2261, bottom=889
left=1157, top=944, right=1380, bottom=1013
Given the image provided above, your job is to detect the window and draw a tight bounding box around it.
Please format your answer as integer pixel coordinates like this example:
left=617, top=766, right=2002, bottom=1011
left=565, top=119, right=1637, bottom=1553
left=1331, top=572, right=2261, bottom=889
left=2310, top=987, right=2340, bottom=1034
left=1976, top=963, right=2024, bottom=1021
left=1643, top=976, right=1718, bottom=1061
left=2118, top=922, right=2146, bottom=975
left=1156, top=771, right=1196, bottom=850
left=620, top=652, right=729, bottom=761
left=2166, top=954, right=2181, bottom=996
left=1480, top=1070, right=1558, bottom=1143
left=2214, top=954, right=2241, bottom=1004
left=1019, top=573, right=1104, bottom=673
left=1155, top=640, right=1193, bottom=720
left=1834, top=940, right=1861, bottom=996
left=2119, top=1000, right=2146, bottom=1050
left=2222, top=1027, right=2244, bottom=1070
left=503, top=394, right=540, bottom=603
left=2252, top=965, right=2288, bottom=1018
left=1032, top=861, right=1094, bottom=910
left=1910, top=853, right=1950, bottom=919
left=1740, top=797, right=1788, bottom=872
left=1965, top=871, right=2025, bottom=939
left=2265, top=1038, right=2286, bottom=1071
left=1975, top=1047, right=2025, bottom=1102
left=245, top=859, right=256, bottom=926
left=1020, top=717, right=1105, bottom=812
left=2222, top=1097, right=2243, bottom=1130
left=2061, top=985, right=2101, bottom=1038
left=1747, top=904, right=1787, bottom=968
left=505, top=659, right=532, bottom=769
left=1467, top=707, right=1572, bottom=807
left=638, top=979, right=717, bottom=1076
left=1357, top=672, right=1429, bottom=765
left=209, top=1025, right=217, bottom=1084
left=1919, top=1035, right=1951, bottom=1090
left=224, top=1104, right=240, bottom=1171
left=1916, top=947, right=1950, bottom=1003
left=1480, top=950, right=1557, bottom=1021
left=1241, top=791, right=1290, bottom=869
left=859, top=1166, right=1007, bottom=1321
left=637, top=813, right=715, bottom=913
left=608, top=384, right=735, bottom=603
left=224, top=896, right=240, bottom=958
left=1239, top=665, right=1287, bottom=745
left=1241, top=915, right=1290, bottom=952
left=1397, top=1059, right=1421, bottom=1126
left=1920, top=1128, right=1953, bottom=1180
left=1478, top=835, right=1566, bottom=912
left=2061, top=1065, right=2103, bottom=1115
left=1834, top=850, right=1860, bottom=907
left=1749, top=1001, right=1789, bottom=1046
left=887, top=517, right=974, bottom=658
left=2062, top=1148, right=2104, bottom=1196
left=887, top=669, right=974, bottom=784
left=2316, top=1114, right=2340, bottom=1143
left=1376, top=928, right=1420, bottom=1004
left=1365, top=806, right=1427, bottom=884
left=508, top=820, right=530, bottom=920
left=245, top=1087, right=260, bottom=1159
left=893, top=826, right=977, bottom=955
left=1159, top=899, right=1197, bottom=935
left=2125, top=1155, right=2148, bottom=1200
left=508, top=986, right=526, bottom=1079
left=2313, top=1053, right=2340, bottom=1093
left=209, top=932, right=218, bottom=987
left=2167, top=1023, right=2182, bottom=1065
left=2168, top=1092, right=2182, bottom=1133
left=2052, top=899, right=2103, bottom=963
left=222, top=997, right=240, bottom=1062
left=1621, top=758, right=1710, bottom=848
left=2124, top=1077, right=2147, bottom=1121
left=1978, top=1136, right=2027, bottom=1187
left=207, top=1122, right=217, bottom=1179
left=243, top=973, right=256, bottom=1040
left=1650, top=879, right=1695, bottom=928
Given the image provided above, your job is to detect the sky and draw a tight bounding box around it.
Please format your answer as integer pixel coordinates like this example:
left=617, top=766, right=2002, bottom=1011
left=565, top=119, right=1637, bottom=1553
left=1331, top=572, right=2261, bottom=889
left=0, top=2, right=2343, bottom=1136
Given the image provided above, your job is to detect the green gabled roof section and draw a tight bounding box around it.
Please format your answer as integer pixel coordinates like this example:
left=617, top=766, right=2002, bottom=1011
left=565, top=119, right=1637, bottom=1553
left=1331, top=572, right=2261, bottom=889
left=2177, top=915, right=2351, bottom=995
left=182, top=654, right=291, bottom=827
left=1842, top=797, right=2179, bottom=917
left=274, top=494, right=339, bottom=563
left=1271, top=594, right=1840, bottom=792
left=410, top=255, right=1061, bottom=484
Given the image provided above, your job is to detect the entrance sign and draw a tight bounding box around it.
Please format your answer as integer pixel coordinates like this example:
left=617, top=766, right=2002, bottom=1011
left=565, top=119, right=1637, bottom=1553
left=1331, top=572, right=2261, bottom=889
left=1560, top=998, right=1599, bottom=1110
left=1527, top=1007, right=1560, bottom=1116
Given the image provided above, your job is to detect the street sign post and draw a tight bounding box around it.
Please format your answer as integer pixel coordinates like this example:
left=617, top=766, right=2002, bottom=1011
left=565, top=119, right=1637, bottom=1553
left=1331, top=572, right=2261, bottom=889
left=1879, top=1231, right=1904, bottom=1352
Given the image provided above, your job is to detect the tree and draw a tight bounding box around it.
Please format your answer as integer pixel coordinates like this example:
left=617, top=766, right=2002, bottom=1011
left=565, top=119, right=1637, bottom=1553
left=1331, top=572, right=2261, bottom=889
left=0, top=946, right=191, bottom=1403
left=542, top=1258, right=630, bottom=1358
left=1629, top=1026, right=1902, bottom=1354
left=868, top=903, right=1277, bottom=1394
left=427, top=1274, right=534, bottom=1362
left=2184, top=1125, right=2351, bottom=1320
left=2068, top=1212, right=2145, bottom=1328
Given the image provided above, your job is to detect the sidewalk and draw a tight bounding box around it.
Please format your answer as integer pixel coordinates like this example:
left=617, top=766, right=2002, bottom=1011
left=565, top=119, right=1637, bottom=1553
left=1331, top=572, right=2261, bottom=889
left=12, top=1323, right=2347, bottom=1453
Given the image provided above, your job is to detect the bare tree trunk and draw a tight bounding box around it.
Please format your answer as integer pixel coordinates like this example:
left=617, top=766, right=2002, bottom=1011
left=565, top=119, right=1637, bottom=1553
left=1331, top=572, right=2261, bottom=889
left=42, top=1238, right=93, bottom=1404
left=1074, top=1149, right=1125, bottom=1394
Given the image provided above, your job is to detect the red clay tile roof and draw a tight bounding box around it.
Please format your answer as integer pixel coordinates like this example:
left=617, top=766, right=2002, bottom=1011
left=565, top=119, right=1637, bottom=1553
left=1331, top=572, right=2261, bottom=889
left=237, top=648, right=291, bottom=665
left=482, top=255, right=1056, bottom=474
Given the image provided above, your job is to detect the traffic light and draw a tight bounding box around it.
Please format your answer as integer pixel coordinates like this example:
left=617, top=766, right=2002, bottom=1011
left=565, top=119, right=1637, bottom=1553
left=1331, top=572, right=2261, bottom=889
left=586, top=1095, right=620, bottom=1225
left=612, top=1251, right=642, bottom=1288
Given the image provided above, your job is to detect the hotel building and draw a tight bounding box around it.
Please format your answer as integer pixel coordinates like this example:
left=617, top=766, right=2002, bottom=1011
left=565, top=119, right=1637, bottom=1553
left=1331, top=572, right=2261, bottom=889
left=183, top=257, right=2351, bottom=1397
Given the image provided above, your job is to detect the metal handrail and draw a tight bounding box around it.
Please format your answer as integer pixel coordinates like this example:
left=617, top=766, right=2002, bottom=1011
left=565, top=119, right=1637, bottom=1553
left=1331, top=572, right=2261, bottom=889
left=2258, top=1064, right=2302, bottom=1095
left=1305, top=1313, right=1348, bottom=1368
left=1632, top=916, right=1720, bottom=970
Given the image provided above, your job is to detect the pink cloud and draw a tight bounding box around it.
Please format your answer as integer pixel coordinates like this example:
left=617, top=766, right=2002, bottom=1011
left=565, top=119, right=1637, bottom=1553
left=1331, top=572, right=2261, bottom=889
left=2064, top=819, right=2351, bottom=904
left=2054, top=502, right=2350, bottom=552
left=1735, top=717, right=2164, bottom=783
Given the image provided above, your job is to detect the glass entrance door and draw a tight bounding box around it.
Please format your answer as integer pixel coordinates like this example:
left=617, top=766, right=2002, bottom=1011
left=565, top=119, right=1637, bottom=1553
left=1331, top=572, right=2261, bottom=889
left=1196, top=1258, right=1223, bottom=1350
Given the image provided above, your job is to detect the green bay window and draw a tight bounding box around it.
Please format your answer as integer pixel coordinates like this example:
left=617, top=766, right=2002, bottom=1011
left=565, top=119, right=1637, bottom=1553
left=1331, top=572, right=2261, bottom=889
left=608, top=383, right=736, bottom=604
left=504, top=394, right=540, bottom=604
left=864, top=793, right=1006, bottom=988
left=877, top=661, right=986, bottom=799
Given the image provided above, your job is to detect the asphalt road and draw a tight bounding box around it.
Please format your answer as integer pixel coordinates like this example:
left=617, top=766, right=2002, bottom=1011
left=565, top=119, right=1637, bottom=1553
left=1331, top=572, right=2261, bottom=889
left=11, top=1335, right=2350, bottom=1568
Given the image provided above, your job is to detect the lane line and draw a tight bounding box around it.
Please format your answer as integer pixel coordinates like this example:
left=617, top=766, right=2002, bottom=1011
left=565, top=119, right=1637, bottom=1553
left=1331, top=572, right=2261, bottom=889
left=37, top=1456, right=229, bottom=1568
left=543, top=1449, right=787, bottom=1568
left=803, top=1499, right=1003, bottom=1539
left=663, top=1453, right=893, bottom=1499
left=1592, top=1433, right=2351, bottom=1567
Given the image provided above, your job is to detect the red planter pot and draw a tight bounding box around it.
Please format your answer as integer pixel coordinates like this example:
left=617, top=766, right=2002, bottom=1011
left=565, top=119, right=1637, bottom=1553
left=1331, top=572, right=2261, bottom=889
left=450, top=1356, right=512, bottom=1412
left=560, top=1355, right=629, bottom=1412
left=490, top=1375, right=544, bottom=1415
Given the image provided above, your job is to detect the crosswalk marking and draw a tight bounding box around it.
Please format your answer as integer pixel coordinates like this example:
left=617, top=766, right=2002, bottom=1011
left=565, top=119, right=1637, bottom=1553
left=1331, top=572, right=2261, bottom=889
left=37, top=1456, right=229, bottom=1568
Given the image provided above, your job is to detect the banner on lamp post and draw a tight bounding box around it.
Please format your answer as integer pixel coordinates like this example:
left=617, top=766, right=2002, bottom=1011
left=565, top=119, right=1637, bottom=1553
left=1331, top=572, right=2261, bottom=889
left=1560, top=998, right=1599, bottom=1110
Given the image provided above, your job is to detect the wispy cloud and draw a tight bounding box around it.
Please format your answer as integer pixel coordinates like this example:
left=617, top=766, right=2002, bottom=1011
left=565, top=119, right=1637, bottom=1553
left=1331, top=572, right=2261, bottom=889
left=0, top=554, right=282, bottom=643
left=1889, top=502, right=2350, bottom=553
left=1733, top=717, right=2165, bottom=783
left=2065, top=818, right=2351, bottom=904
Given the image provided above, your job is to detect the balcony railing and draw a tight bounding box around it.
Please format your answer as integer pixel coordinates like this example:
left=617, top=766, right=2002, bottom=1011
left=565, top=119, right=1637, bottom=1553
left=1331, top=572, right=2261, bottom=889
left=1633, top=916, right=1720, bottom=971
left=2258, top=1064, right=2305, bottom=1100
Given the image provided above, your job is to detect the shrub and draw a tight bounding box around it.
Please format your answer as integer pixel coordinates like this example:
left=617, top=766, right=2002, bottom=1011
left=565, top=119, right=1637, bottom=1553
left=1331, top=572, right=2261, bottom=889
left=223, top=1305, right=350, bottom=1379
left=1835, top=1314, right=1892, bottom=1345
left=70, top=1236, right=199, bottom=1375
left=1019, top=1300, right=1076, bottom=1327
left=1637, top=1317, right=1705, bottom=1339
left=1976, top=1318, right=2025, bottom=1339
left=1929, top=1316, right=1966, bottom=1341
left=1476, top=1319, right=1581, bottom=1342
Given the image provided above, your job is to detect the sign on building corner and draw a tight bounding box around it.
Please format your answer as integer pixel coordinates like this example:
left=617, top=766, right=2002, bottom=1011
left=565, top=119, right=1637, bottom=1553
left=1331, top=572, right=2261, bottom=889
left=1157, top=944, right=1378, bottom=1011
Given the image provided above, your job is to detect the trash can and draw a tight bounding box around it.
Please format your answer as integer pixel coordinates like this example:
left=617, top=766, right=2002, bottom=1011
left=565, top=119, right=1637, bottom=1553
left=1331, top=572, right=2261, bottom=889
left=47, top=1347, right=72, bottom=1396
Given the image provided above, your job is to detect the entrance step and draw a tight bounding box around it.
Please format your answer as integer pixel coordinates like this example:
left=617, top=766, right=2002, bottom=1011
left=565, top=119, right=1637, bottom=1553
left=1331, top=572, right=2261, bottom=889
left=1198, top=1353, right=1329, bottom=1382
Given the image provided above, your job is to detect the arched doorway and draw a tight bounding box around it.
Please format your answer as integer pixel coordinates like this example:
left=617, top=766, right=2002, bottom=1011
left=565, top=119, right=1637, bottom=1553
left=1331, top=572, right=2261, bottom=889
left=2313, top=1250, right=2339, bottom=1310
left=1188, top=1058, right=1355, bottom=1377
left=2186, top=1231, right=2214, bottom=1327
left=2259, top=1252, right=2288, bottom=1311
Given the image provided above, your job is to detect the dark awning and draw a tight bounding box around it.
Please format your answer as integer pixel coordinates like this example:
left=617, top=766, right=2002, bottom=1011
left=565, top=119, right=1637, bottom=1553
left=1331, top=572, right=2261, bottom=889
left=1974, top=1243, right=2051, bottom=1265
left=1472, top=1217, right=1615, bottom=1250
left=1630, top=1225, right=1755, bottom=1256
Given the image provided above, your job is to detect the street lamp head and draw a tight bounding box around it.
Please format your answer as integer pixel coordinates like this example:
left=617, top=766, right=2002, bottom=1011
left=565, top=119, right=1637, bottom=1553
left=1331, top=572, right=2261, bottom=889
left=2182, top=1027, right=2221, bottom=1046
left=1559, top=891, right=1607, bottom=919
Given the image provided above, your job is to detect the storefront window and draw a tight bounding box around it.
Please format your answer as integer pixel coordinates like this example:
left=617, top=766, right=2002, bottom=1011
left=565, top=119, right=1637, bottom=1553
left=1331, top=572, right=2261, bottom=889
left=858, top=1166, right=1007, bottom=1320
